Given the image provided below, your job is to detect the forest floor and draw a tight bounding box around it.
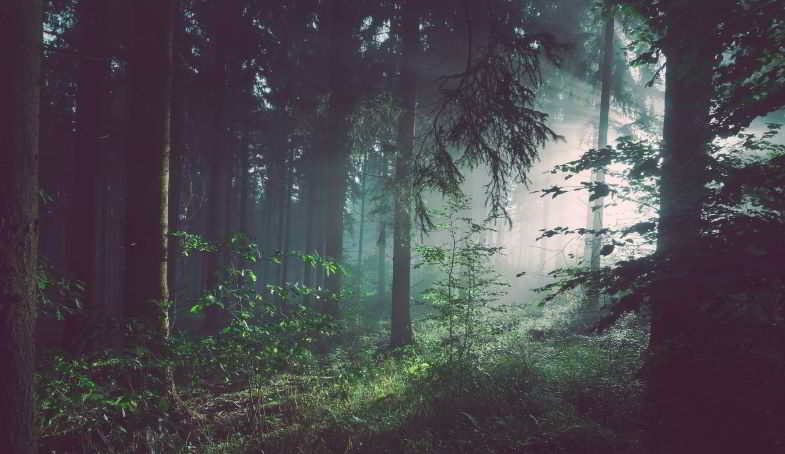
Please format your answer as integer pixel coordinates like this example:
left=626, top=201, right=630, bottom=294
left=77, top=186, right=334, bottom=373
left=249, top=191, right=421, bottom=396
left=174, top=316, right=648, bottom=454
left=38, top=311, right=648, bottom=453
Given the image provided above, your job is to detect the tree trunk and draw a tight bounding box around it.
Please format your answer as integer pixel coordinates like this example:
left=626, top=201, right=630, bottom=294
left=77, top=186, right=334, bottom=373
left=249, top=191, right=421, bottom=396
left=646, top=10, right=719, bottom=454
left=303, top=146, right=320, bottom=300
left=582, top=10, right=613, bottom=325
left=322, top=0, right=356, bottom=319
left=356, top=151, right=369, bottom=289
left=125, top=0, right=174, bottom=347
left=0, top=1, right=42, bottom=451
left=238, top=125, right=251, bottom=235
left=168, top=2, right=187, bottom=326
left=374, top=149, right=389, bottom=310
left=376, top=219, right=388, bottom=309
left=64, top=0, right=110, bottom=352
left=202, top=11, right=231, bottom=335
left=280, top=146, right=295, bottom=302
left=390, top=0, right=418, bottom=347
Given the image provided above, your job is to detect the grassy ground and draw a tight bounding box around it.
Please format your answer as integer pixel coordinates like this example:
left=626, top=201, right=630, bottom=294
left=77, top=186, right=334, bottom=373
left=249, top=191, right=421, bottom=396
left=176, top=314, right=648, bottom=454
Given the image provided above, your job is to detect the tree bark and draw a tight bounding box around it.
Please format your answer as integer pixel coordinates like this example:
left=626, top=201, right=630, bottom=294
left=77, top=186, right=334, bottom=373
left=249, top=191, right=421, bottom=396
left=646, top=9, right=719, bottom=454
left=582, top=10, right=613, bottom=325
left=374, top=150, right=389, bottom=310
left=202, top=9, right=232, bottom=335
left=64, top=0, right=110, bottom=352
left=125, top=0, right=174, bottom=344
left=168, top=2, right=187, bottom=323
left=322, top=0, right=356, bottom=319
left=390, top=0, right=418, bottom=347
left=0, top=1, right=42, bottom=451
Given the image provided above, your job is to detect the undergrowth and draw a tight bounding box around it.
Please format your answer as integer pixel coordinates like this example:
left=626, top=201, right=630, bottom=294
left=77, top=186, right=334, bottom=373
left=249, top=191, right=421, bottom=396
left=191, top=314, right=645, bottom=454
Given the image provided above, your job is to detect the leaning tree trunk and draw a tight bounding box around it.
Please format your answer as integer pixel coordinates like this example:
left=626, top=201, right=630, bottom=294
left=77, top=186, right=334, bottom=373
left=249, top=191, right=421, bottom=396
left=0, top=1, right=42, bottom=452
left=390, top=0, right=418, bottom=348
left=125, top=0, right=175, bottom=355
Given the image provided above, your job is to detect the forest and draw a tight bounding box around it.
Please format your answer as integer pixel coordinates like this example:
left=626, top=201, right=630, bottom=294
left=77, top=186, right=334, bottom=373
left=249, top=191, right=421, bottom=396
left=2, top=0, right=784, bottom=453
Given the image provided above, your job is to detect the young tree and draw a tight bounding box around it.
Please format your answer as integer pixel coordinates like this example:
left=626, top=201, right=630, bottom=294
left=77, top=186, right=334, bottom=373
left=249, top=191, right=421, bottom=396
left=0, top=1, right=42, bottom=451
left=125, top=0, right=175, bottom=347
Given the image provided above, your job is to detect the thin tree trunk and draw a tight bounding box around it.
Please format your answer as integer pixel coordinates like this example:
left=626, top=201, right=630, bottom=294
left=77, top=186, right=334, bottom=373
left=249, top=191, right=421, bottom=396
left=0, top=1, right=42, bottom=451
left=375, top=150, right=389, bottom=310
left=238, top=125, right=251, bottom=235
left=390, top=0, right=418, bottom=347
left=168, top=2, right=187, bottom=325
left=356, top=152, right=369, bottom=289
left=280, top=146, right=295, bottom=302
left=303, top=147, right=319, bottom=298
left=125, top=0, right=174, bottom=349
left=582, top=10, right=613, bottom=325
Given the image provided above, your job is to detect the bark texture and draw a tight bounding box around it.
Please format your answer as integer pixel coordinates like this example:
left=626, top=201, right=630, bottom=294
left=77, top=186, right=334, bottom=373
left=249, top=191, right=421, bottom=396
left=0, top=0, right=42, bottom=452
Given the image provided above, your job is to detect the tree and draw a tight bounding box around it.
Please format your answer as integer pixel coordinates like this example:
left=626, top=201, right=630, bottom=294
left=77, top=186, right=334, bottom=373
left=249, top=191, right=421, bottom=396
left=202, top=1, right=232, bottom=335
left=322, top=0, right=358, bottom=318
left=125, top=0, right=175, bottom=349
left=582, top=6, right=614, bottom=323
left=615, top=1, right=785, bottom=451
left=0, top=1, right=42, bottom=451
left=390, top=0, right=419, bottom=347
left=63, top=0, right=110, bottom=352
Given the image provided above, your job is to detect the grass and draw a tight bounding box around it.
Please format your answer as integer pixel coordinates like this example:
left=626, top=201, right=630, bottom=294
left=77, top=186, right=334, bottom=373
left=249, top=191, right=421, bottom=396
left=180, top=313, right=648, bottom=454
left=37, top=306, right=648, bottom=453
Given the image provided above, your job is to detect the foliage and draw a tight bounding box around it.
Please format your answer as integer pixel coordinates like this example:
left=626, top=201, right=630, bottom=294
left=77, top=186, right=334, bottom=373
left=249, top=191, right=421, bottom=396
left=36, top=231, right=343, bottom=453
left=415, top=196, right=510, bottom=363
left=35, top=261, right=85, bottom=322
left=538, top=125, right=785, bottom=332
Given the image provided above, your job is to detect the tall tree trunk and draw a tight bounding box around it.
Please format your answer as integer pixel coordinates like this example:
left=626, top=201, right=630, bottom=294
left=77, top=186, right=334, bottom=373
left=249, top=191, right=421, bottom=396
left=280, top=146, right=295, bottom=302
left=64, top=0, right=110, bottom=352
left=125, top=0, right=174, bottom=349
left=376, top=219, right=387, bottom=309
left=646, top=10, right=720, bottom=454
left=356, top=152, right=369, bottom=290
left=374, top=149, right=389, bottom=310
left=390, top=0, right=418, bottom=347
left=238, top=125, right=251, bottom=235
left=582, top=10, right=613, bottom=325
left=202, top=12, right=231, bottom=335
left=168, top=1, right=187, bottom=326
left=303, top=147, right=319, bottom=299
left=322, top=0, right=356, bottom=318
left=0, top=1, right=41, bottom=451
